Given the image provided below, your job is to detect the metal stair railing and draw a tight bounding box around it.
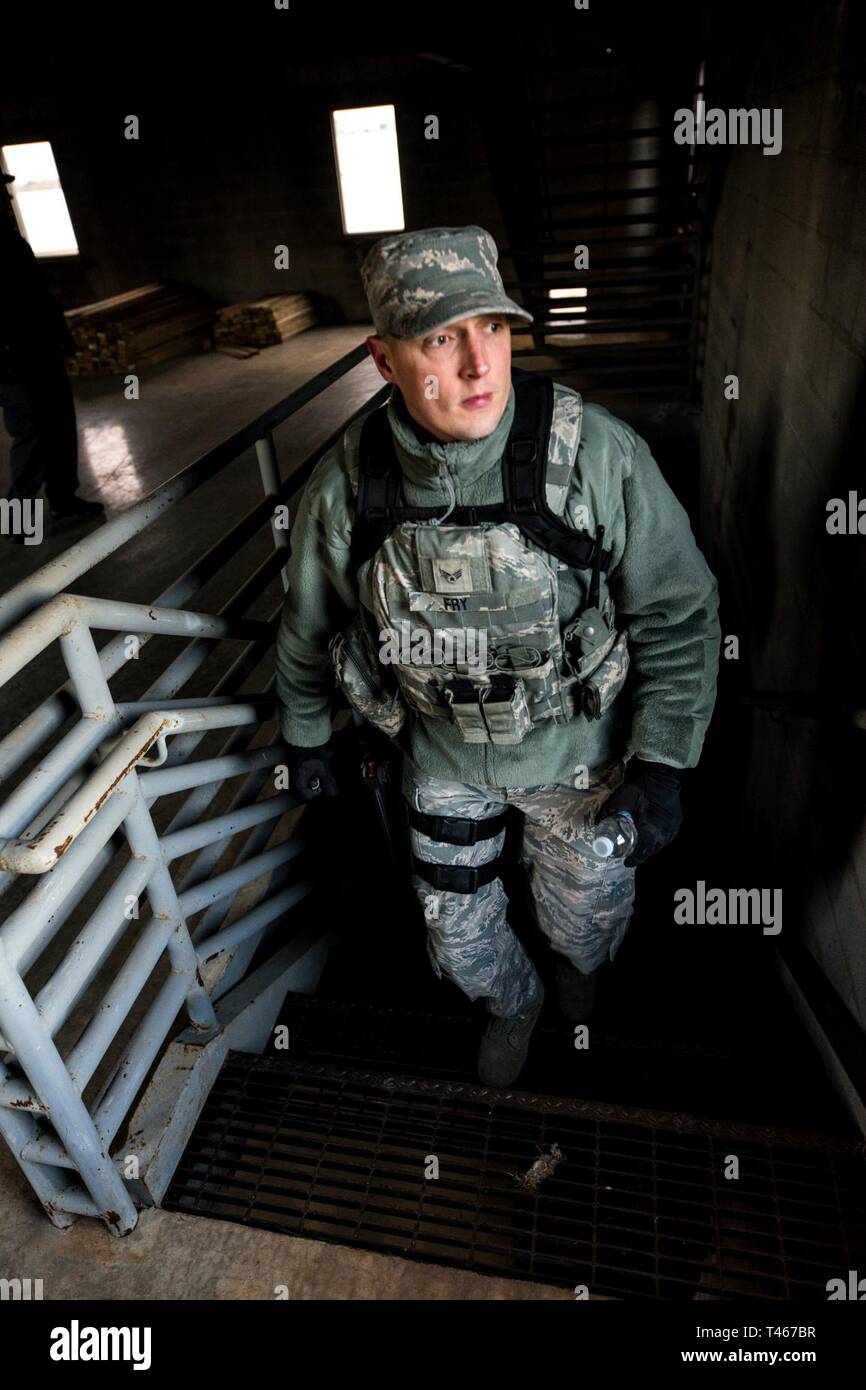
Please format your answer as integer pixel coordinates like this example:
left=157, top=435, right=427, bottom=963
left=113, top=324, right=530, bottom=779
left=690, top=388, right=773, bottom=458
left=0, top=343, right=386, bottom=1233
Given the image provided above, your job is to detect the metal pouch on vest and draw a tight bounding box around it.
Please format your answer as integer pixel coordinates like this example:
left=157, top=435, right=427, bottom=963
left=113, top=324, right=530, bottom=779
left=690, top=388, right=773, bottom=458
left=329, top=610, right=407, bottom=739
left=443, top=672, right=532, bottom=745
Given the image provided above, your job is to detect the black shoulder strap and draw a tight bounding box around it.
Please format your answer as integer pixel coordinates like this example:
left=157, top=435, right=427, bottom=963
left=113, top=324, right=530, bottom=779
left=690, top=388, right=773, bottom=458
left=351, top=369, right=611, bottom=574
left=504, top=367, right=612, bottom=571
left=352, top=402, right=402, bottom=570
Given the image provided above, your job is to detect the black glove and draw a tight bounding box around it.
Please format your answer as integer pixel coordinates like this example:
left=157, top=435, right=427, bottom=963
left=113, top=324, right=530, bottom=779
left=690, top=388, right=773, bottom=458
left=601, top=759, right=683, bottom=867
left=285, top=742, right=339, bottom=802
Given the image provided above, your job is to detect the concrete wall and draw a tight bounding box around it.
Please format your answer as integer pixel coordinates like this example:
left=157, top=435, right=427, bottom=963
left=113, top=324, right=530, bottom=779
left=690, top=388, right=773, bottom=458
left=1, top=48, right=505, bottom=321
left=699, top=1, right=866, bottom=1023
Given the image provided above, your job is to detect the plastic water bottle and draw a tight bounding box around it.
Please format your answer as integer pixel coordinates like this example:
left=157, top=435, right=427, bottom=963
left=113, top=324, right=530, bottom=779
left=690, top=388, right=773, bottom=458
left=591, top=810, right=638, bottom=859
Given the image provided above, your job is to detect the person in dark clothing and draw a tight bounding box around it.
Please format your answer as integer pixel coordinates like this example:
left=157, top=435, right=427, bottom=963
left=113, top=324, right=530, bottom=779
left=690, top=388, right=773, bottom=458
left=0, top=171, right=104, bottom=535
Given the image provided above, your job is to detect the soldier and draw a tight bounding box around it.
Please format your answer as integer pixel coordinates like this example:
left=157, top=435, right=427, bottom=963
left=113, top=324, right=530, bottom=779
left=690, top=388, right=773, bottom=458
left=275, top=225, right=721, bottom=1087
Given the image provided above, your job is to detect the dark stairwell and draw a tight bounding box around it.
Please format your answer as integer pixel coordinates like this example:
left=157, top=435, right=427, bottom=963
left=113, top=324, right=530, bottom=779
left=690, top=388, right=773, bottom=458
left=165, top=11, right=866, bottom=1299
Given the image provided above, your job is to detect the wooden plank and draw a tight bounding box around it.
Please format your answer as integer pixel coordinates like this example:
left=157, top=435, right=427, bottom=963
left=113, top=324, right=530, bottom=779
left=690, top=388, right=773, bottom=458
left=216, top=344, right=260, bottom=359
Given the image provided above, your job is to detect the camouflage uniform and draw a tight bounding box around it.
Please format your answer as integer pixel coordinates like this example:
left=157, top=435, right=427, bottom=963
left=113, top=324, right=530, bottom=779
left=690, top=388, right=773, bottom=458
left=404, top=757, right=634, bottom=1016
left=275, top=225, right=721, bottom=1022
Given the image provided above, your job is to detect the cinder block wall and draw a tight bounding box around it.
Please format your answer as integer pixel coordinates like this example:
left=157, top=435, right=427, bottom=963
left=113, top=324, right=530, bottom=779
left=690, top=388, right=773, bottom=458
left=699, top=2, right=866, bottom=1024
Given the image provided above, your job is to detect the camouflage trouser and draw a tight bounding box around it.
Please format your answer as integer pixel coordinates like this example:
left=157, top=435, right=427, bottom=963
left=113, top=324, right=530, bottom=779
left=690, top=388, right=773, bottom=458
left=403, top=758, right=635, bottom=1018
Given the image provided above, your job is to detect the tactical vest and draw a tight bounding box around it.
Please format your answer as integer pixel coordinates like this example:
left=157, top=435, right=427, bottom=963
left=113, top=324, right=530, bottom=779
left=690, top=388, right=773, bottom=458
left=330, top=367, right=630, bottom=745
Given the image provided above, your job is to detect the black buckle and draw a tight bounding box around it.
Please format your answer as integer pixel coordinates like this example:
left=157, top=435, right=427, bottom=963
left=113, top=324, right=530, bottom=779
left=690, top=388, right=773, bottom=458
left=510, top=437, right=537, bottom=466
left=434, top=816, right=476, bottom=846
left=443, top=864, right=479, bottom=892
left=431, top=814, right=505, bottom=845
left=408, top=806, right=508, bottom=845
left=412, top=853, right=502, bottom=894
left=426, top=862, right=480, bottom=893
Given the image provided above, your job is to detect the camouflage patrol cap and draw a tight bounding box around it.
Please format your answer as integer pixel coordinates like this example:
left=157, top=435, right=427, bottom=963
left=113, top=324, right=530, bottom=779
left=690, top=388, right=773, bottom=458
left=360, top=225, right=534, bottom=340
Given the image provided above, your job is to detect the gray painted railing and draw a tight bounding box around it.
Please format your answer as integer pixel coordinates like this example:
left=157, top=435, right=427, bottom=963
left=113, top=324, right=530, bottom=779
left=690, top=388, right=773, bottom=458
left=0, top=344, right=385, bottom=1232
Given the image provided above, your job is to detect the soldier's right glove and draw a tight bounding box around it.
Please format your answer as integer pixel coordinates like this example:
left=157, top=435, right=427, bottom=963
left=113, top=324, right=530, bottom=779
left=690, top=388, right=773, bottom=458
left=285, top=742, right=340, bottom=801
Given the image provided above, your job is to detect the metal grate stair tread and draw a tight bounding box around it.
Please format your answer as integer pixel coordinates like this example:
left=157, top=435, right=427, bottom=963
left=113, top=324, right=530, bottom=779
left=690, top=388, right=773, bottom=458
left=260, top=994, right=851, bottom=1134
left=163, top=1050, right=866, bottom=1300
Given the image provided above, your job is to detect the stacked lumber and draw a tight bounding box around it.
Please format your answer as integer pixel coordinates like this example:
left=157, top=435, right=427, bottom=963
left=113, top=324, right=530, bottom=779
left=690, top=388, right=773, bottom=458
left=215, top=344, right=260, bottom=359
left=214, top=293, right=316, bottom=348
left=65, top=284, right=215, bottom=376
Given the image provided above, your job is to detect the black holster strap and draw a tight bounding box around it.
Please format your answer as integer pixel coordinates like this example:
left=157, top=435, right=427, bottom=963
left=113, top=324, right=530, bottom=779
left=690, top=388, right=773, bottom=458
left=407, top=805, right=508, bottom=846
left=411, top=854, right=502, bottom=894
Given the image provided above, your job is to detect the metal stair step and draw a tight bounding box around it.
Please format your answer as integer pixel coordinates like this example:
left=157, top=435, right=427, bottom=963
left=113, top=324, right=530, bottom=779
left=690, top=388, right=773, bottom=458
left=163, top=1051, right=866, bottom=1300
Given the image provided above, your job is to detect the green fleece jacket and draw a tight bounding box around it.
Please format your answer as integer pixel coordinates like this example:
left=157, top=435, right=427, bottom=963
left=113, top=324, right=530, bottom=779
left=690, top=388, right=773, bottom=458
left=274, top=380, right=721, bottom=786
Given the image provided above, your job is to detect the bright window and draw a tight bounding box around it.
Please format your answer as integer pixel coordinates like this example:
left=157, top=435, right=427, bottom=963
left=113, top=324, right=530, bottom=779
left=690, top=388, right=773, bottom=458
left=548, top=286, right=587, bottom=316
left=1, top=141, right=79, bottom=256
left=330, top=105, right=405, bottom=235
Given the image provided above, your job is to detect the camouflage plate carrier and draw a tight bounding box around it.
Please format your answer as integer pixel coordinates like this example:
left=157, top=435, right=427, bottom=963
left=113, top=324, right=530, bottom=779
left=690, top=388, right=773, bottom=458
left=330, top=367, right=630, bottom=746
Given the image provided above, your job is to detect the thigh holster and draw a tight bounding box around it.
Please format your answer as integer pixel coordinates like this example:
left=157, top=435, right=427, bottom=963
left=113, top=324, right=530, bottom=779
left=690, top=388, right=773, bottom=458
left=408, top=805, right=508, bottom=894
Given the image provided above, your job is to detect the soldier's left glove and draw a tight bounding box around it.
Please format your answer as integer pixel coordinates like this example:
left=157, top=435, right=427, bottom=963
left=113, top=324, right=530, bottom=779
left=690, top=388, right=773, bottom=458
left=601, top=759, right=683, bottom=867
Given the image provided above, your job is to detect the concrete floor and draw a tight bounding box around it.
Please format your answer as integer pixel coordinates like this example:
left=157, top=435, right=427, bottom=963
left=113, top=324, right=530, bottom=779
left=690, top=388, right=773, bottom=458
left=1, top=325, right=378, bottom=516
left=0, top=1149, right=573, bottom=1300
